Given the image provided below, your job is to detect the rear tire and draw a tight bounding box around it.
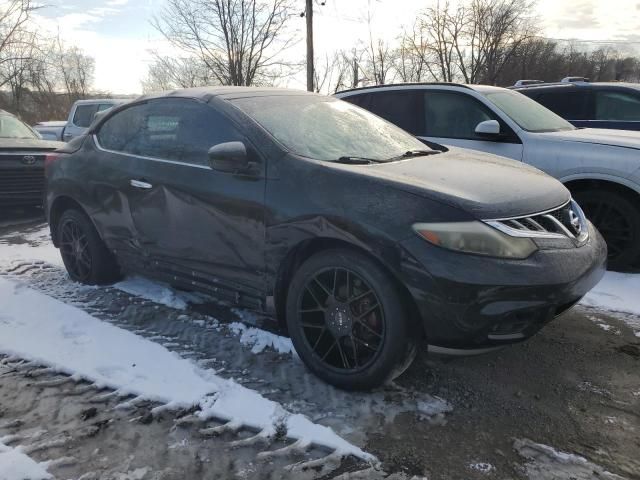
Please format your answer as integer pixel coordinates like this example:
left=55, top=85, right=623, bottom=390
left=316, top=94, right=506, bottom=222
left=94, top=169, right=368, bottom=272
left=286, top=248, right=417, bottom=391
left=573, top=189, right=640, bottom=271
left=57, top=209, right=121, bottom=285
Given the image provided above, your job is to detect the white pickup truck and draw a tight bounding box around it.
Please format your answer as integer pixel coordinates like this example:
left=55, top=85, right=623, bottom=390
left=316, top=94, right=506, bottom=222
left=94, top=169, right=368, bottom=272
left=34, top=98, right=129, bottom=142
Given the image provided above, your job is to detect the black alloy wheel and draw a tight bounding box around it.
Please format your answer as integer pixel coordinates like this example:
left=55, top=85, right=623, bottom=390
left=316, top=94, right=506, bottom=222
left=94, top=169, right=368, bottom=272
left=57, top=209, right=121, bottom=284
left=286, top=249, right=417, bottom=390
left=60, top=216, right=92, bottom=281
left=573, top=189, right=640, bottom=271
left=297, top=266, right=385, bottom=372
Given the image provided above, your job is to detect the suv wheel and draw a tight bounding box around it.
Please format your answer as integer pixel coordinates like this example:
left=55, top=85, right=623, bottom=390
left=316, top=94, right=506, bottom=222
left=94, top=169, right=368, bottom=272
left=57, top=209, right=121, bottom=284
left=286, top=248, right=417, bottom=391
left=573, top=189, right=640, bottom=271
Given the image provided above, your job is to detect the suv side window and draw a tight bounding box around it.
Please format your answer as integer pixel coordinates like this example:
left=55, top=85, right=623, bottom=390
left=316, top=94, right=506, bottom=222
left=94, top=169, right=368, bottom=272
left=595, top=90, right=640, bottom=121
left=97, top=99, right=242, bottom=166
left=73, top=104, right=101, bottom=128
left=365, top=90, right=424, bottom=134
left=535, top=91, right=590, bottom=120
left=423, top=91, right=496, bottom=139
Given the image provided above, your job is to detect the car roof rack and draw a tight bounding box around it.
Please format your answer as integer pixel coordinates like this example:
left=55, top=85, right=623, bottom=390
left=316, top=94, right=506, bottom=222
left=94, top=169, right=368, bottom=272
left=336, top=82, right=472, bottom=95
left=513, top=80, right=545, bottom=87
left=561, top=76, right=590, bottom=83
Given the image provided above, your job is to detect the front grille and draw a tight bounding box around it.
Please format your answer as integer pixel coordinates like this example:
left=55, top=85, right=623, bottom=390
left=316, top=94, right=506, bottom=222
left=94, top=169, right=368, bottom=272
left=486, top=200, right=589, bottom=242
left=0, top=167, right=45, bottom=199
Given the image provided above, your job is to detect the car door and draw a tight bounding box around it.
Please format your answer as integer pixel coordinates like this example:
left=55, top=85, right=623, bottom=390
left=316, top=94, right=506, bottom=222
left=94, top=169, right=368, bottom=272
left=120, top=98, right=266, bottom=307
left=420, top=90, right=524, bottom=160
left=587, top=89, right=640, bottom=131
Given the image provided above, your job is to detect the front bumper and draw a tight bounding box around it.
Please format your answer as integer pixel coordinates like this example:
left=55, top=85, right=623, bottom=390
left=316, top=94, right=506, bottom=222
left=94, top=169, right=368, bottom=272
left=398, top=222, right=607, bottom=350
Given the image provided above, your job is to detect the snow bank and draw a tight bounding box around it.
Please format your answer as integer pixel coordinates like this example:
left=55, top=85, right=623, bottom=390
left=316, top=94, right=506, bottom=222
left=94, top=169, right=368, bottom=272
left=0, top=440, right=51, bottom=480
left=0, top=277, right=373, bottom=461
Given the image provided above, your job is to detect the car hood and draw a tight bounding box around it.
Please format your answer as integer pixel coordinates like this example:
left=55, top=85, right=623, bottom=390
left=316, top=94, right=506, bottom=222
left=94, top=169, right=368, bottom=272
left=333, top=147, right=570, bottom=219
left=542, top=128, right=640, bottom=150
left=0, top=138, right=64, bottom=151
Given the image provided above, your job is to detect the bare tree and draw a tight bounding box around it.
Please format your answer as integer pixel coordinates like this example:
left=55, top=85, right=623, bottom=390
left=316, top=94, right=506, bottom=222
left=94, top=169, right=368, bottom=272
left=0, top=0, right=37, bottom=88
left=142, top=53, right=215, bottom=93
left=313, top=50, right=353, bottom=94
left=462, top=0, right=538, bottom=84
left=151, top=0, right=297, bottom=87
left=403, top=1, right=466, bottom=82
left=362, top=7, right=395, bottom=86
left=59, top=43, right=95, bottom=99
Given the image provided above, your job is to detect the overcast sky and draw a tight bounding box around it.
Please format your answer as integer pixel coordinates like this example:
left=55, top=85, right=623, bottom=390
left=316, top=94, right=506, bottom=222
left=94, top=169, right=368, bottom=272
left=33, top=0, right=640, bottom=94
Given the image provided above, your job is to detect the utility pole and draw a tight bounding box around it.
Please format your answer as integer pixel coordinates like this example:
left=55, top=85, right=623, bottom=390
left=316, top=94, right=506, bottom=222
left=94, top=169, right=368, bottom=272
left=306, top=0, right=314, bottom=92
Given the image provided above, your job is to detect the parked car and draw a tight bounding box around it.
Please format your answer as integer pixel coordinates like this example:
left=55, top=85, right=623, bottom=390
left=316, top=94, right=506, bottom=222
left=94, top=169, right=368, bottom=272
left=336, top=83, right=640, bottom=270
left=0, top=110, right=63, bottom=207
left=46, top=87, right=606, bottom=390
left=33, top=120, right=67, bottom=141
left=512, top=78, right=640, bottom=131
left=61, top=98, right=129, bottom=142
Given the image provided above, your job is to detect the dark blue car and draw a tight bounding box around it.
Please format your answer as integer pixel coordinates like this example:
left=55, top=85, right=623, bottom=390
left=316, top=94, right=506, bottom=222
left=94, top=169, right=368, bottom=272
left=513, top=79, right=640, bottom=131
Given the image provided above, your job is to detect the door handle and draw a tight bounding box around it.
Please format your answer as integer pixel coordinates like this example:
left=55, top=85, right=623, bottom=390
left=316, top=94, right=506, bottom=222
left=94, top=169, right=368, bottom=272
left=130, top=179, right=153, bottom=189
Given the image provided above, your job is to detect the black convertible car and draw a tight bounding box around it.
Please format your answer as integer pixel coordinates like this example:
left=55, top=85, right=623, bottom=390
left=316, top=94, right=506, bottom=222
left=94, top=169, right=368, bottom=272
left=0, top=110, right=63, bottom=207
left=46, top=88, right=606, bottom=390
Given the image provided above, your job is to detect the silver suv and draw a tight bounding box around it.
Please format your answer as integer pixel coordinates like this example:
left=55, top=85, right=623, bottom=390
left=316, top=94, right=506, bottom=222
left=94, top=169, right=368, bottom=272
left=336, top=83, right=640, bottom=270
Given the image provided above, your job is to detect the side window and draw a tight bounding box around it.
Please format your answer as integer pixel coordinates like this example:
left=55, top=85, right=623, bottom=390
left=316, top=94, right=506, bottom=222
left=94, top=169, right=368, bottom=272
left=343, top=93, right=372, bottom=109
left=595, top=90, right=640, bottom=121
left=73, top=104, right=100, bottom=128
left=535, top=91, right=590, bottom=120
left=97, top=103, right=146, bottom=153
left=424, top=91, right=495, bottom=139
left=366, top=91, right=423, bottom=134
left=97, top=103, right=114, bottom=112
left=97, top=99, right=242, bottom=165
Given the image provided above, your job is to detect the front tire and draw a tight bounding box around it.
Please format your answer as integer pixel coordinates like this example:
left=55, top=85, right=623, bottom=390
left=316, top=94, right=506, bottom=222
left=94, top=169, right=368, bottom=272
left=57, top=209, right=121, bottom=284
left=286, top=248, right=417, bottom=391
left=573, top=189, right=640, bottom=271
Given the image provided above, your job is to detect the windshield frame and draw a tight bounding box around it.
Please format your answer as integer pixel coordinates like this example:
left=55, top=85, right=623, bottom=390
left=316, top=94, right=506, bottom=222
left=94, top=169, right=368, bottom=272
left=228, top=94, right=435, bottom=163
left=481, top=89, right=576, bottom=134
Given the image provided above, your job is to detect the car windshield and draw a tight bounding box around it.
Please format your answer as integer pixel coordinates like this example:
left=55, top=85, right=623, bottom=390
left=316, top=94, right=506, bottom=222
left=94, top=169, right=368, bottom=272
left=231, top=95, right=432, bottom=162
left=483, top=90, right=576, bottom=133
left=0, top=115, right=38, bottom=139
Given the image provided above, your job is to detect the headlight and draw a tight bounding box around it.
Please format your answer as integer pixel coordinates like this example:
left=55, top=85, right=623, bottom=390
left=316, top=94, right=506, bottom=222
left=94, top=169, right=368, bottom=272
left=413, top=221, right=537, bottom=259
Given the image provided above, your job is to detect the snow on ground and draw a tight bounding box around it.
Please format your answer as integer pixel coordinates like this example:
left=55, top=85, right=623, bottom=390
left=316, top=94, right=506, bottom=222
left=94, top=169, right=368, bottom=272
left=229, top=322, right=295, bottom=355
left=113, top=276, right=206, bottom=310
left=0, top=439, right=51, bottom=480
left=0, top=277, right=373, bottom=461
left=468, top=462, right=494, bottom=474
left=581, top=271, right=640, bottom=336
left=514, top=439, right=625, bottom=480
left=0, top=227, right=62, bottom=267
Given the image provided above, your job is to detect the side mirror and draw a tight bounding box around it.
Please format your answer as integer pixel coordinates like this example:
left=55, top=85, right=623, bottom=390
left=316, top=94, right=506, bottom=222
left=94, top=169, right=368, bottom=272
left=475, top=119, right=501, bottom=138
left=208, top=141, right=248, bottom=173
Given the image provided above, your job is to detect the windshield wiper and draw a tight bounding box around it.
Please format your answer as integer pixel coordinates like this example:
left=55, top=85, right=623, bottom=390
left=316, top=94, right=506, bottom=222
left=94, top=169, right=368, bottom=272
left=335, top=156, right=383, bottom=165
left=396, top=149, right=440, bottom=159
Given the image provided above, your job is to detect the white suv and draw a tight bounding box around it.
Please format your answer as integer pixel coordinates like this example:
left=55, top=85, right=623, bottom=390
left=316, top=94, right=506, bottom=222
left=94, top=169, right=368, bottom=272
left=336, top=84, right=640, bottom=270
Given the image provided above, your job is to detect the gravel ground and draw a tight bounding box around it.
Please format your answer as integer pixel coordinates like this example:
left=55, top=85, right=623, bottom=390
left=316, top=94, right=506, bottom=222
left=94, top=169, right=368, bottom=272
left=1, top=208, right=638, bottom=479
